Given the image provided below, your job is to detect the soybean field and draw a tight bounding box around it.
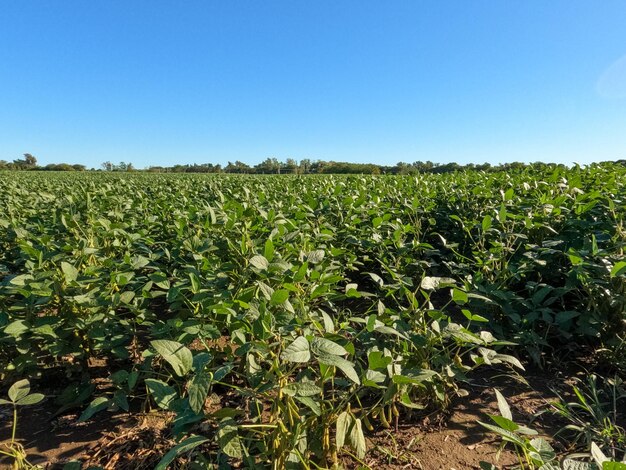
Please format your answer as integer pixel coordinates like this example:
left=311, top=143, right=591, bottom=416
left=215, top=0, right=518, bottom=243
left=1, top=165, right=625, bottom=469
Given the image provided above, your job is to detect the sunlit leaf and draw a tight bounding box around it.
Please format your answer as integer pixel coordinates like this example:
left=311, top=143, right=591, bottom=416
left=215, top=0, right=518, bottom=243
left=151, top=340, right=193, bottom=377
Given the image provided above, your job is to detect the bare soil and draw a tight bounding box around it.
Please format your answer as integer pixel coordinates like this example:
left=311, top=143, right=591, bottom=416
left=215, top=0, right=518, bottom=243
left=1, top=366, right=569, bottom=469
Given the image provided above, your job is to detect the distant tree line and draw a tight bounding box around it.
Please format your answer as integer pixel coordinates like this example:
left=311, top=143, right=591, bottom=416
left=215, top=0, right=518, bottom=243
left=0, top=154, right=86, bottom=171
left=100, top=161, right=135, bottom=172
left=144, top=158, right=576, bottom=175
left=3, top=154, right=625, bottom=174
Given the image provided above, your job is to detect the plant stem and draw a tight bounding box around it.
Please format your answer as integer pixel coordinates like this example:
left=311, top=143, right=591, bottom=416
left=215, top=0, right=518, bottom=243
left=11, top=405, right=17, bottom=444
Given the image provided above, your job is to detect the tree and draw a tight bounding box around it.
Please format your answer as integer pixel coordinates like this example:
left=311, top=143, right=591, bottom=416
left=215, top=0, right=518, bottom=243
left=255, top=157, right=281, bottom=174
left=12, top=153, right=38, bottom=170
left=23, top=154, right=37, bottom=166
left=224, top=161, right=251, bottom=174
left=284, top=158, right=298, bottom=174
left=299, top=158, right=311, bottom=174
left=395, top=162, right=412, bottom=174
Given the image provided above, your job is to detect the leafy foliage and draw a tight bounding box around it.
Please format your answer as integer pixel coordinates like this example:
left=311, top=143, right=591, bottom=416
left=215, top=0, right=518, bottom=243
left=1, top=163, right=625, bottom=466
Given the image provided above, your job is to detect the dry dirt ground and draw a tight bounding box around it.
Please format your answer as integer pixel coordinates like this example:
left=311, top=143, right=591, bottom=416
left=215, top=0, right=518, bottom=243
left=1, top=367, right=567, bottom=470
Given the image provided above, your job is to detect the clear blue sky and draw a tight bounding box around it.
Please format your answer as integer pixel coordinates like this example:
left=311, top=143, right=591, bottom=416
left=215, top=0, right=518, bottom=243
left=1, top=1, right=625, bottom=168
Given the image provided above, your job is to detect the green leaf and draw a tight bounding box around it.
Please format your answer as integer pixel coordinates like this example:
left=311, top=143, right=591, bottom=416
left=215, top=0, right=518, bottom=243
left=392, top=371, right=437, bottom=385
left=374, top=324, right=408, bottom=339
left=336, top=411, right=351, bottom=450
left=61, top=261, right=79, bottom=282
left=517, top=424, right=538, bottom=436
left=493, top=353, right=525, bottom=370
left=249, top=254, right=269, bottom=270
left=529, top=438, right=555, bottom=462
left=130, top=255, right=150, bottom=269
left=366, top=314, right=377, bottom=332
left=9, top=274, right=33, bottom=286
left=317, top=353, right=360, bottom=384
left=321, top=311, right=335, bottom=334
left=110, top=370, right=129, bottom=386
left=399, top=391, right=426, bottom=408
left=78, top=396, right=110, bottom=422
left=264, top=239, right=274, bottom=261
left=452, top=288, right=468, bottom=305
left=293, top=261, right=308, bottom=282
left=368, top=272, right=384, bottom=287
left=568, top=249, right=584, bottom=266
left=151, top=340, right=193, bottom=377
left=34, top=324, right=57, bottom=338
left=311, top=337, right=348, bottom=356
left=167, top=286, right=180, bottom=303
left=294, top=396, right=322, bottom=416
left=478, top=421, right=526, bottom=447
left=611, top=261, right=626, bottom=278
left=368, top=351, right=392, bottom=370
left=150, top=272, right=170, bottom=290
left=192, top=352, right=212, bottom=372
left=283, top=382, right=322, bottom=397
left=218, top=419, right=243, bottom=458
left=495, top=389, right=512, bottom=421
left=603, top=463, right=626, bottom=470
left=16, top=393, right=44, bottom=406
left=270, top=289, right=290, bottom=305
left=498, top=204, right=508, bottom=222
left=112, top=391, right=129, bottom=411
left=189, top=272, right=201, bottom=293
left=490, top=415, right=519, bottom=432
left=482, top=215, right=493, bottom=231
left=307, top=249, right=325, bottom=264
left=257, top=281, right=274, bottom=300
left=281, top=336, right=311, bottom=363
left=155, top=435, right=209, bottom=470
left=119, top=290, right=135, bottom=304
left=555, top=310, right=580, bottom=324
left=462, top=309, right=489, bottom=322
left=8, top=379, right=30, bottom=403
left=128, top=371, right=139, bottom=390
left=145, top=379, right=177, bottom=410
left=188, top=372, right=212, bottom=414
left=4, top=320, right=28, bottom=336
